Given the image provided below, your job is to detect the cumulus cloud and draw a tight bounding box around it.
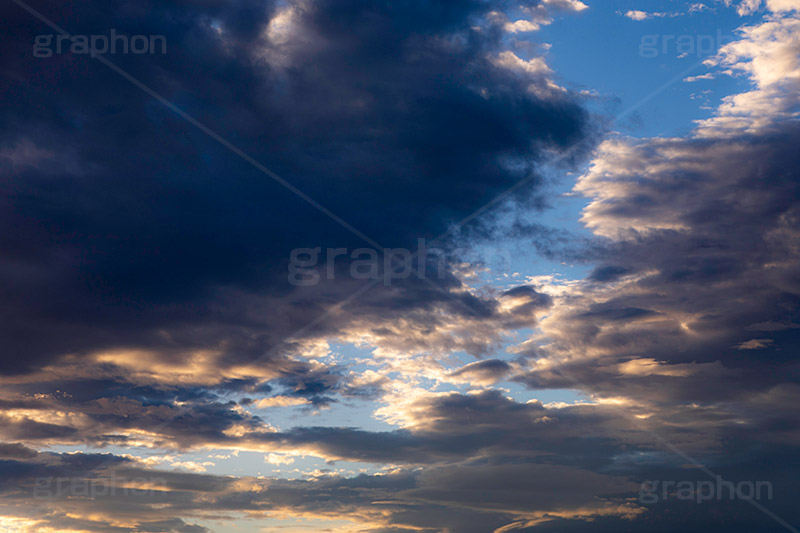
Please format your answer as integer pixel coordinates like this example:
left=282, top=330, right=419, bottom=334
left=624, top=10, right=654, bottom=20
left=622, top=9, right=684, bottom=20
left=495, top=0, right=587, bottom=34
left=1, top=387, right=798, bottom=532
left=0, top=0, right=591, bottom=379
left=696, top=3, right=800, bottom=134
left=482, top=8, right=800, bottom=529
left=0, top=441, right=640, bottom=533
left=447, top=359, right=513, bottom=385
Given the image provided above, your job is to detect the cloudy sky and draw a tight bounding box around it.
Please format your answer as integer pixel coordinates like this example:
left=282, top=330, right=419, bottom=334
left=1, top=0, right=799, bottom=531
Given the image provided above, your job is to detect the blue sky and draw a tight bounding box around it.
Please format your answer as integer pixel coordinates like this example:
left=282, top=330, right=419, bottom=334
left=540, top=0, right=752, bottom=137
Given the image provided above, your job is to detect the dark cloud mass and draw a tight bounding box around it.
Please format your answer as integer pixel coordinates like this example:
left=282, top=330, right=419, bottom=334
left=517, top=125, right=800, bottom=403
left=0, top=0, right=588, bottom=373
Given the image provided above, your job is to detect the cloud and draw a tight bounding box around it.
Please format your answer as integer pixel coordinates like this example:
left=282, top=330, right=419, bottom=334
left=689, top=3, right=712, bottom=13
left=495, top=0, right=588, bottom=34
left=0, top=0, right=592, bottom=378
left=447, top=359, right=513, bottom=385
left=484, top=14, right=800, bottom=531
left=622, top=9, right=682, bottom=20
left=624, top=10, right=653, bottom=20
left=253, top=396, right=311, bottom=408
left=697, top=5, right=800, bottom=135
left=265, top=453, right=295, bottom=465
left=735, top=338, right=776, bottom=349
left=684, top=73, right=716, bottom=82
left=0, top=442, right=631, bottom=532
left=503, top=19, right=544, bottom=33
left=518, top=122, right=800, bottom=407
left=0, top=388, right=798, bottom=532
left=542, top=0, right=589, bottom=12
left=734, top=0, right=765, bottom=15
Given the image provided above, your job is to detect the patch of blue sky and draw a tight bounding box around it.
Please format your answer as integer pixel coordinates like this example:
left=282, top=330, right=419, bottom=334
left=499, top=382, right=586, bottom=405
left=460, top=1, right=765, bottom=326
left=44, top=442, right=391, bottom=481
left=537, top=0, right=760, bottom=138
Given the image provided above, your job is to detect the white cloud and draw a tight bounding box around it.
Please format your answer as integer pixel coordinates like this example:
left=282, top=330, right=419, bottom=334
left=623, top=9, right=682, bottom=20
left=735, top=338, right=775, bottom=349
left=696, top=9, right=800, bottom=135
left=171, top=460, right=215, bottom=472
left=493, top=51, right=552, bottom=75
left=265, top=453, right=296, bottom=465
left=504, top=19, right=542, bottom=33
left=766, top=0, right=800, bottom=11
left=684, top=73, right=716, bottom=82
left=542, top=0, right=589, bottom=11
left=254, top=396, right=311, bottom=408
left=689, top=3, right=712, bottom=13
left=624, top=10, right=651, bottom=20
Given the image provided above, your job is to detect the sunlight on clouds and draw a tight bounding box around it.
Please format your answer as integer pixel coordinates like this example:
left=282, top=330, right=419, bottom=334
left=491, top=51, right=569, bottom=99
left=257, top=4, right=303, bottom=68
left=265, top=452, right=296, bottom=465
left=504, top=19, right=543, bottom=32
left=616, top=358, right=726, bottom=377
left=494, top=503, right=644, bottom=532
left=170, top=460, right=215, bottom=472
left=491, top=0, right=586, bottom=34
left=768, top=0, right=800, bottom=10
left=91, top=348, right=280, bottom=385
left=374, top=387, right=454, bottom=429
left=0, top=517, right=42, bottom=533
left=542, top=0, right=588, bottom=11
left=735, top=338, right=776, bottom=349
left=697, top=3, right=800, bottom=135
left=625, top=10, right=651, bottom=20
left=254, top=396, right=311, bottom=408
left=575, top=138, right=694, bottom=238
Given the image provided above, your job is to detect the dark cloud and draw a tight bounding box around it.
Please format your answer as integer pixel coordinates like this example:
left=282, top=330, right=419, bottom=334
left=0, top=442, right=38, bottom=459
left=448, top=358, right=512, bottom=384
left=0, top=444, right=636, bottom=533
left=0, top=389, right=797, bottom=532
left=0, top=0, right=590, bottom=374
left=588, top=265, right=632, bottom=282
left=515, top=123, right=800, bottom=405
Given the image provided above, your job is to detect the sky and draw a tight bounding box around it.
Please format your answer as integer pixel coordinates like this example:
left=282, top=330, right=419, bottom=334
left=0, top=0, right=799, bottom=532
